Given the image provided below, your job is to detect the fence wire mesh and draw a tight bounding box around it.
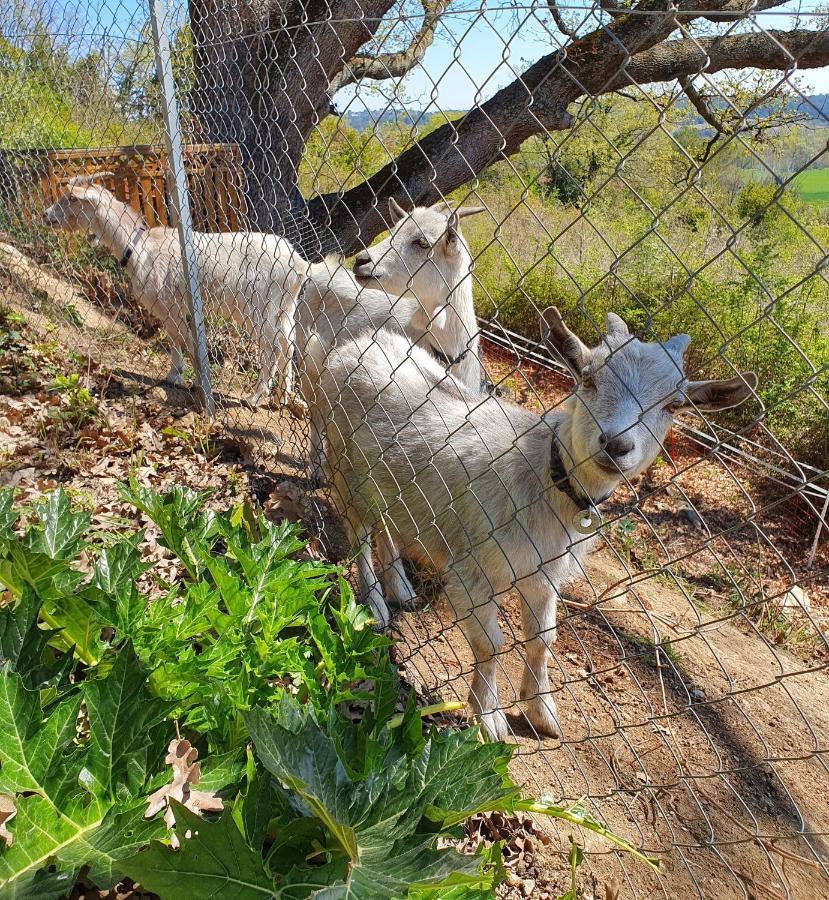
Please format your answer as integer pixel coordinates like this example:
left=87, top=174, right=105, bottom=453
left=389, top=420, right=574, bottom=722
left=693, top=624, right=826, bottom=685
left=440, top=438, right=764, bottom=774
left=1, top=0, right=828, bottom=896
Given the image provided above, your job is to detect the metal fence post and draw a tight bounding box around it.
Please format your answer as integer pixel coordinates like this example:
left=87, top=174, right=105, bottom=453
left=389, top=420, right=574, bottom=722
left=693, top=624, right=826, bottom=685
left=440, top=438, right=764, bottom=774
left=148, top=0, right=214, bottom=416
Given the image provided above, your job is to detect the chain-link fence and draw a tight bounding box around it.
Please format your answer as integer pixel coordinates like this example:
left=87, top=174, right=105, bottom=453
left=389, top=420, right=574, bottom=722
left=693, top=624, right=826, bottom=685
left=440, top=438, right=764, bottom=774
left=1, top=0, right=828, bottom=895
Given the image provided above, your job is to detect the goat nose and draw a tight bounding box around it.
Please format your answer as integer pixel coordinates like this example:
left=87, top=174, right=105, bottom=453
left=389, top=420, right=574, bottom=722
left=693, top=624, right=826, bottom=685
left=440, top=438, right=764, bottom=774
left=354, top=251, right=371, bottom=266
left=600, top=432, right=635, bottom=459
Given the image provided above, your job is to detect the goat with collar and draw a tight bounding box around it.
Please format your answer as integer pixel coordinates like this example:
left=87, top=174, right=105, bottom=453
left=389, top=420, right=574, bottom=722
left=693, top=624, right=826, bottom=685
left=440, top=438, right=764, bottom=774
left=352, top=198, right=486, bottom=392
left=315, top=307, right=758, bottom=740
left=44, top=173, right=310, bottom=408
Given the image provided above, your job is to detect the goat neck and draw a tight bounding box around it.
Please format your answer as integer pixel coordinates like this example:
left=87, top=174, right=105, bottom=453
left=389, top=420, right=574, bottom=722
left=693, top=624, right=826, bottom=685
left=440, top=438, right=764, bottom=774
left=88, top=193, right=149, bottom=268
left=544, top=403, right=622, bottom=509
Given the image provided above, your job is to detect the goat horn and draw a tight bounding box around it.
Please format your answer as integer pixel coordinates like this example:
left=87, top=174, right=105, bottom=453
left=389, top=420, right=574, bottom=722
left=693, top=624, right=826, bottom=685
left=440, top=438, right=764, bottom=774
left=455, top=206, right=487, bottom=219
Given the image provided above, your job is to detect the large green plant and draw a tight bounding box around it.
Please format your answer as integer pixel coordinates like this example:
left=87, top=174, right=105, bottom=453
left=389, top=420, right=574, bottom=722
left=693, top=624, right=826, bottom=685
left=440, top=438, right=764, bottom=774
left=0, top=486, right=657, bottom=898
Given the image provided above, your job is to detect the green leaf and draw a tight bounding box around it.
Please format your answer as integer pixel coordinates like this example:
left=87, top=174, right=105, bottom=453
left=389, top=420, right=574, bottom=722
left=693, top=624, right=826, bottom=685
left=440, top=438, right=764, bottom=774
left=0, top=588, right=73, bottom=689
left=25, top=488, right=90, bottom=560
left=0, top=487, right=17, bottom=539
left=82, top=644, right=170, bottom=799
left=244, top=699, right=513, bottom=899
left=118, top=479, right=217, bottom=579
left=0, top=645, right=169, bottom=893
left=88, top=538, right=150, bottom=634
left=120, top=801, right=276, bottom=899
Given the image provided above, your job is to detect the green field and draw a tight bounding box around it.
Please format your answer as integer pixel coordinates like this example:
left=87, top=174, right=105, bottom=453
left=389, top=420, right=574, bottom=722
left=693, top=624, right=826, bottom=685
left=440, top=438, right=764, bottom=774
left=792, top=168, right=829, bottom=204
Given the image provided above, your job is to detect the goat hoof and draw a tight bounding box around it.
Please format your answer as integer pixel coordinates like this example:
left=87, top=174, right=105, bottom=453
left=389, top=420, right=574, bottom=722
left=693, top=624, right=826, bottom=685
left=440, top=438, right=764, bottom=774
left=525, top=695, right=562, bottom=739
left=478, top=708, right=509, bottom=742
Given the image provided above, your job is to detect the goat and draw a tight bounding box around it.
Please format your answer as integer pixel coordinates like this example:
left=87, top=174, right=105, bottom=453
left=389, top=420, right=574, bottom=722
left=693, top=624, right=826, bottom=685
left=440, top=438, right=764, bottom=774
left=352, top=198, right=486, bottom=392
left=43, top=174, right=310, bottom=407
left=316, top=309, right=758, bottom=740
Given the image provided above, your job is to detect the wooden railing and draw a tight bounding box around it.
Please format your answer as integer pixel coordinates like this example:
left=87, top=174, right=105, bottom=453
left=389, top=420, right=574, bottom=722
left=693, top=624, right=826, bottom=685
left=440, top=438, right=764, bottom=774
left=1, top=143, right=247, bottom=232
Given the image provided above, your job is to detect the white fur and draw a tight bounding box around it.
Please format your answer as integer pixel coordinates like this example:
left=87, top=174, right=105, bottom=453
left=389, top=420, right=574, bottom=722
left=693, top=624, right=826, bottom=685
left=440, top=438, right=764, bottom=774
left=352, top=200, right=485, bottom=391
left=44, top=177, right=310, bottom=406
left=316, top=310, right=757, bottom=739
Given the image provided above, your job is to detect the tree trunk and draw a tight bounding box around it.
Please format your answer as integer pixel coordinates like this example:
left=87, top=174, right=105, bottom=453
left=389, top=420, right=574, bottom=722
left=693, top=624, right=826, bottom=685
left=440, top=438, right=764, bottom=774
left=189, top=0, right=396, bottom=255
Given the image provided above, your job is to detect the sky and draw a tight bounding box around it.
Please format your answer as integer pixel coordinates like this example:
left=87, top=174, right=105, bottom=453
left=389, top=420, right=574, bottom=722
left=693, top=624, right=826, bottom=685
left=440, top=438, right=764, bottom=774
left=25, top=0, right=829, bottom=111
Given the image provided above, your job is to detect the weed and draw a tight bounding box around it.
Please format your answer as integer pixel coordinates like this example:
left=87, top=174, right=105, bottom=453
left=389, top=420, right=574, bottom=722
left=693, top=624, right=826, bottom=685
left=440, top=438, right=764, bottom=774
left=40, top=373, right=100, bottom=438
left=63, top=303, right=83, bottom=327
left=161, top=414, right=218, bottom=457
left=610, top=517, right=637, bottom=562
left=225, top=467, right=245, bottom=496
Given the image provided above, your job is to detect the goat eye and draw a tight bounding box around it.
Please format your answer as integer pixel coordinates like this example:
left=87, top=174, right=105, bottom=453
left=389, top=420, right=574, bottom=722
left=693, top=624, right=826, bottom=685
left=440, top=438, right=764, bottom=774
left=581, top=375, right=596, bottom=390
left=666, top=399, right=683, bottom=414
left=414, top=238, right=430, bottom=250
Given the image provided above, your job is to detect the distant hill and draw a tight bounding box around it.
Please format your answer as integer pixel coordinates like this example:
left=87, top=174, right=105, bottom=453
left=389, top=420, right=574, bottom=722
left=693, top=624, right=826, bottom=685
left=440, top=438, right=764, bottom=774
left=344, top=95, right=829, bottom=134
left=343, top=107, right=466, bottom=132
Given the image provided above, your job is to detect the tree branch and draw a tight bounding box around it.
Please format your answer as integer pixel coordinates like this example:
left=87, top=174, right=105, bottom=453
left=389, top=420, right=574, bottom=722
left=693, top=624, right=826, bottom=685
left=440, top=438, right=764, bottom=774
left=609, top=29, right=829, bottom=89
left=329, top=0, right=451, bottom=95
left=678, top=74, right=730, bottom=135
left=547, top=0, right=578, bottom=39
left=306, top=15, right=829, bottom=255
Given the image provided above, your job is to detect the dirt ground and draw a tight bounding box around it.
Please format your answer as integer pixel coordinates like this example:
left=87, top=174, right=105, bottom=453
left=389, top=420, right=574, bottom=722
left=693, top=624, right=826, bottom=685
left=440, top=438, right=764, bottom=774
left=1, top=245, right=828, bottom=900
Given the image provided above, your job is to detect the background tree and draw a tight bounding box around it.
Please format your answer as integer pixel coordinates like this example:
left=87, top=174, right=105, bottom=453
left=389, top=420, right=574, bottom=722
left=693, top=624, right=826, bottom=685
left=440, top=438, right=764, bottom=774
left=186, top=0, right=829, bottom=256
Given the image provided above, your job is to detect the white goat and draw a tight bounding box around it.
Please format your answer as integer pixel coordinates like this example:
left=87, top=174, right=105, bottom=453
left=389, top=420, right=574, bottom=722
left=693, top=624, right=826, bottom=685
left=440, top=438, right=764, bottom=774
left=296, top=203, right=486, bottom=484
left=44, top=174, right=310, bottom=406
left=316, top=309, right=758, bottom=740
left=352, top=198, right=486, bottom=391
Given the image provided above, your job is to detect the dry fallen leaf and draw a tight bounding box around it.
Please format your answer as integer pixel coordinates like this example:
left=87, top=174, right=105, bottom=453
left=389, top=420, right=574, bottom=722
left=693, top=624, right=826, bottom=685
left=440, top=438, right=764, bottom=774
left=0, top=794, right=16, bottom=848
left=605, top=877, right=621, bottom=900
left=264, top=480, right=305, bottom=523
left=144, top=738, right=223, bottom=849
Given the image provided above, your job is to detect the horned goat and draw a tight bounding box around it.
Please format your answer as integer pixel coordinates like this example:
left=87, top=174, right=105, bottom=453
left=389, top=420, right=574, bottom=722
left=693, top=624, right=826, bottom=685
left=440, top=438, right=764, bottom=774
left=44, top=174, right=309, bottom=407
left=316, top=309, right=758, bottom=740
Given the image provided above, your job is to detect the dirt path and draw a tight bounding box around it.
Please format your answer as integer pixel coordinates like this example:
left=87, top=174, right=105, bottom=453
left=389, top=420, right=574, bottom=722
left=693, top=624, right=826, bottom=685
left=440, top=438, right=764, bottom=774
left=395, top=551, right=829, bottom=898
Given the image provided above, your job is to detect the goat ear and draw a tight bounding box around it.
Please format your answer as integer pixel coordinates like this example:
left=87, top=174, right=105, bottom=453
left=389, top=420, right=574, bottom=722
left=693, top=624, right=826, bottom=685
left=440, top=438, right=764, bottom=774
left=388, top=197, right=408, bottom=224
left=664, top=334, right=691, bottom=360
left=605, top=312, right=630, bottom=338
left=68, top=171, right=114, bottom=188
left=541, top=306, right=589, bottom=377
left=680, top=372, right=758, bottom=412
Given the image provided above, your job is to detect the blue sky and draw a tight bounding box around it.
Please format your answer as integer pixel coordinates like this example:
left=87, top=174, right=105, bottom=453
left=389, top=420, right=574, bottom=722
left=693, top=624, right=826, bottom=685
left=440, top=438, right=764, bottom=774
left=44, top=0, right=829, bottom=110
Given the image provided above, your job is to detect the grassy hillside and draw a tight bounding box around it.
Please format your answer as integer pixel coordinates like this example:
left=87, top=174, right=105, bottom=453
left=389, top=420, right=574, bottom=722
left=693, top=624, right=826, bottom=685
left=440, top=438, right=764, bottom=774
left=793, top=168, right=829, bottom=205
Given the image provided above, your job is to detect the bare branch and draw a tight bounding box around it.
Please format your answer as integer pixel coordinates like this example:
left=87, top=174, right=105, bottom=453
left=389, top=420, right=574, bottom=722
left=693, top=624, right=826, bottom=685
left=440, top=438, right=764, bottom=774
left=329, top=0, right=451, bottom=95
left=548, top=0, right=578, bottom=39
left=678, top=74, right=730, bottom=135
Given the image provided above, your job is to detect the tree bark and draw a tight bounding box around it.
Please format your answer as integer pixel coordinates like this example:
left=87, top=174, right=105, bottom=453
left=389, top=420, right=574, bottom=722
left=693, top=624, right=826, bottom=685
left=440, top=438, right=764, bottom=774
left=189, top=0, right=398, bottom=246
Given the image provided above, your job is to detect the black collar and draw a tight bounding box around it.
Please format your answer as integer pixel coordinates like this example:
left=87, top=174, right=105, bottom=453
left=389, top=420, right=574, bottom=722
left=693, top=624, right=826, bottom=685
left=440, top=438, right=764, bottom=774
left=429, top=342, right=469, bottom=371
left=119, top=224, right=147, bottom=267
left=549, top=427, right=612, bottom=512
